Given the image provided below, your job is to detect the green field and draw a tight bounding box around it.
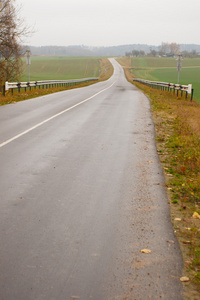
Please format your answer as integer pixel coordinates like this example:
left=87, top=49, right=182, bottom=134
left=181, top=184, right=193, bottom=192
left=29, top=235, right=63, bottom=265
left=130, top=57, right=200, bottom=101
left=21, top=56, right=100, bottom=82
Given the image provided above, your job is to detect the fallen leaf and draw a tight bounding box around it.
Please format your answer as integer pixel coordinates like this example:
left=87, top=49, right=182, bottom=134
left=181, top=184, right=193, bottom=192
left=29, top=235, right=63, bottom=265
left=180, top=276, right=189, bottom=282
left=183, top=241, right=191, bottom=244
left=141, top=249, right=151, bottom=254
left=192, top=212, right=200, bottom=219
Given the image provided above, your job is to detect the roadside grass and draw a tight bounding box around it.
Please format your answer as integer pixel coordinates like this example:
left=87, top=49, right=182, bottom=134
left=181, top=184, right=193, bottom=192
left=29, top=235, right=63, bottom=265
left=0, top=58, right=113, bottom=106
left=118, top=57, right=200, bottom=101
left=120, top=62, right=200, bottom=298
left=98, top=57, right=114, bottom=81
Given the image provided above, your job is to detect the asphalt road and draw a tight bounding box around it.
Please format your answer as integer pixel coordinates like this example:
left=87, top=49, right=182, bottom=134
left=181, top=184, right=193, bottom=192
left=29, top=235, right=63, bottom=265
left=0, top=59, right=183, bottom=299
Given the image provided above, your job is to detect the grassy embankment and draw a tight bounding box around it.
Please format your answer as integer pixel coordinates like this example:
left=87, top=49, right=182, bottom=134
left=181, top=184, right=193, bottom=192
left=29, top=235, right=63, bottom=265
left=118, top=57, right=200, bottom=299
left=0, top=56, right=113, bottom=105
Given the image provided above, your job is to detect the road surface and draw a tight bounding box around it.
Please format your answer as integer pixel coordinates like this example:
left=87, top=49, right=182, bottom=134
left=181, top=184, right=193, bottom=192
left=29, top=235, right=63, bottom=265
left=0, top=59, right=183, bottom=299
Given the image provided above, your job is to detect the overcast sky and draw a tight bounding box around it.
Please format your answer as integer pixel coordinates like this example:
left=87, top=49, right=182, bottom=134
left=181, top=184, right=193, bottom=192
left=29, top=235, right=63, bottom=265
left=16, top=0, right=200, bottom=47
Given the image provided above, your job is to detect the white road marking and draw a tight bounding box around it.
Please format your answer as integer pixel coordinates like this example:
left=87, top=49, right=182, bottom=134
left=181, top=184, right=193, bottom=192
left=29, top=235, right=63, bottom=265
left=0, top=81, right=116, bottom=148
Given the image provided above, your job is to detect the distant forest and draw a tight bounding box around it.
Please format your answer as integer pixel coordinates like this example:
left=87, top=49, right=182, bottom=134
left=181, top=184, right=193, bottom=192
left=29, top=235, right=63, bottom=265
left=23, top=44, right=200, bottom=57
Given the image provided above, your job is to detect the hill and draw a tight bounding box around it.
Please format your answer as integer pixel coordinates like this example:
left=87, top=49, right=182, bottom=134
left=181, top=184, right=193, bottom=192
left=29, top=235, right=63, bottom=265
left=24, top=44, right=200, bottom=57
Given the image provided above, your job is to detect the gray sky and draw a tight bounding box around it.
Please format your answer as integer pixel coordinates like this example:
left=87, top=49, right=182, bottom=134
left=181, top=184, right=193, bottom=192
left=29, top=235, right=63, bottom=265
left=16, top=0, right=200, bottom=47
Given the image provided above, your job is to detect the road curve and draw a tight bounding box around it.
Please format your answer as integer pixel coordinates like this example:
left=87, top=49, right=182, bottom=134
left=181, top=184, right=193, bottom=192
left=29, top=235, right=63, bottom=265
left=0, top=59, right=183, bottom=299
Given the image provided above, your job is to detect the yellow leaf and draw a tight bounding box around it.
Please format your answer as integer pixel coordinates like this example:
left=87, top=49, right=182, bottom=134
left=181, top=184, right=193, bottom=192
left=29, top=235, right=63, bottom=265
left=180, top=276, right=189, bottom=282
left=183, top=241, right=191, bottom=244
left=141, top=249, right=151, bottom=254
left=192, top=212, right=200, bottom=219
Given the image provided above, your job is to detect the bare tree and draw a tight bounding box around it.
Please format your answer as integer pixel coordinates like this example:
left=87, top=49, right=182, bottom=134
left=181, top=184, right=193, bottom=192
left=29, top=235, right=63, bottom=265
left=158, top=42, right=170, bottom=56
left=169, top=43, right=180, bottom=55
left=0, top=0, right=27, bottom=88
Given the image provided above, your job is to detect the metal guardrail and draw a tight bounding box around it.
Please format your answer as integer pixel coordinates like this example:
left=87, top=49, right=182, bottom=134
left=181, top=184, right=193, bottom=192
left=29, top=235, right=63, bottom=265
left=133, top=78, right=194, bottom=101
left=3, top=78, right=99, bottom=96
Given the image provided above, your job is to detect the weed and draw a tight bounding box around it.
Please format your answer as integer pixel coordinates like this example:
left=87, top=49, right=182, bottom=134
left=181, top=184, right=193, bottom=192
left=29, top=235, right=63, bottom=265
left=172, top=200, right=179, bottom=204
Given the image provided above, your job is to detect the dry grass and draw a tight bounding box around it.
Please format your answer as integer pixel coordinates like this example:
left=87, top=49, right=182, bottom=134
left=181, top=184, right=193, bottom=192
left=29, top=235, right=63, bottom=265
left=176, top=102, right=200, bottom=138
left=98, top=58, right=114, bottom=81
left=117, top=57, right=132, bottom=68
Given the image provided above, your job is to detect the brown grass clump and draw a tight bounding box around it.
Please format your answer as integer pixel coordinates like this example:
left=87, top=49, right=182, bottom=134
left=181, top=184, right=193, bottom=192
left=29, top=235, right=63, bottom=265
left=176, top=102, right=200, bottom=138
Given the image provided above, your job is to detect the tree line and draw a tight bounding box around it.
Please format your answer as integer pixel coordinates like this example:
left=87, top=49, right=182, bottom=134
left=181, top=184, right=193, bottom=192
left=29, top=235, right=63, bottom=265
left=125, top=42, right=200, bottom=58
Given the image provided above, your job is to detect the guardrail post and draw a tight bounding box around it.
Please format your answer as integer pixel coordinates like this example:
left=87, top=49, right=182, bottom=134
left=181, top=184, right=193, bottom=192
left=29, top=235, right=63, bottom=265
left=3, top=84, right=5, bottom=96
left=191, top=89, right=194, bottom=101
left=17, top=83, right=20, bottom=93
